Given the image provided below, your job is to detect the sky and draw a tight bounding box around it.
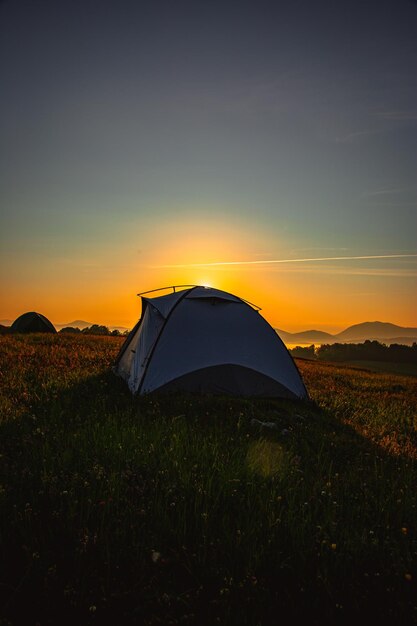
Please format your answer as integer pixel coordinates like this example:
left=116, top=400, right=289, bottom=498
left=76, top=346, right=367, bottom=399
left=1, top=0, right=416, bottom=332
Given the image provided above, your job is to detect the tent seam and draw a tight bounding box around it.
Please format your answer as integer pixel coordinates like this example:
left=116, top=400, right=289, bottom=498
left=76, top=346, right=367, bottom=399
left=138, top=286, right=199, bottom=394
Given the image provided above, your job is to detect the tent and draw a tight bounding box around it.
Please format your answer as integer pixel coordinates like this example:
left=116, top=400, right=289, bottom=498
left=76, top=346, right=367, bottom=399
left=114, top=286, right=307, bottom=399
left=11, top=312, right=57, bottom=334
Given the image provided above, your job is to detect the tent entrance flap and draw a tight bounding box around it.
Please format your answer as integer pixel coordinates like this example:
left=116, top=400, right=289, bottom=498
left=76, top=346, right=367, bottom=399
left=116, top=303, right=164, bottom=393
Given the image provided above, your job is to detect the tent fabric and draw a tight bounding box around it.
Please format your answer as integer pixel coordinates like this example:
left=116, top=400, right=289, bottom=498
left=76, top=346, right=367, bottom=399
left=142, top=290, right=186, bottom=318
left=185, top=288, right=241, bottom=303
left=155, top=365, right=300, bottom=398
left=116, top=301, right=165, bottom=393
left=114, top=286, right=308, bottom=399
left=11, top=312, right=57, bottom=334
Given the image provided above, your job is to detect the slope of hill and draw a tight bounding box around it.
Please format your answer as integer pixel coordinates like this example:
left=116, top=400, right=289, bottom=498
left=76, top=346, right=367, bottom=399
left=277, top=321, right=417, bottom=346
left=335, top=321, right=417, bottom=341
left=276, top=329, right=334, bottom=344
left=55, top=320, right=94, bottom=330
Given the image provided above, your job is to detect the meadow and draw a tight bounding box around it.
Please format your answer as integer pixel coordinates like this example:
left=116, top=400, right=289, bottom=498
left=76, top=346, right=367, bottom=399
left=0, top=334, right=416, bottom=625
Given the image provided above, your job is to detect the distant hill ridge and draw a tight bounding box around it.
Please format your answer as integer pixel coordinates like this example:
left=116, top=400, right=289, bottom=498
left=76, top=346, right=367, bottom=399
left=56, top=320, right=130, bottom=332
left=57, top=319, right=94, bottom=330
left=277, top=321, right=417, bottom=346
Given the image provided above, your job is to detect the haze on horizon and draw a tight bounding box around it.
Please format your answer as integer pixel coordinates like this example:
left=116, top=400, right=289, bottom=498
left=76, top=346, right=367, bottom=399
left=1, top=0, right=416, bottom=333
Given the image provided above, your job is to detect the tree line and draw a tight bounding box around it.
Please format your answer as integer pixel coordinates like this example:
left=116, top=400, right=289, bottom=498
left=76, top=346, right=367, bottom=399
left=290, top=340, right=417, bottom=364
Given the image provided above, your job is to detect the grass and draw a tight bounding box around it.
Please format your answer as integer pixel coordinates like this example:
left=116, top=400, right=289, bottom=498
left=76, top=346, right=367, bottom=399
left=0, top=334, right=417, bottom=625
left=332, top=360, right=417, bottom=378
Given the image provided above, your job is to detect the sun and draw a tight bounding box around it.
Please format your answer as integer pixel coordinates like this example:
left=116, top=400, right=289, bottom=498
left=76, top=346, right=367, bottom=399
left=198, top=279, right=213, bottom=288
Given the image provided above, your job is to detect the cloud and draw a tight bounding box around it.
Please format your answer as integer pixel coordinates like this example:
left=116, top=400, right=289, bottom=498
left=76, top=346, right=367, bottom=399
left=268, top=267, right=417, bottom=278
left=363, top=188, right=406, bottom=197
left=335, top=129, right=382, bottom=143
left=377, top=110, right=417, bottom=121
left=290, top=247, right=350, bottom=253
left=153, top=253, right=417, bottom=269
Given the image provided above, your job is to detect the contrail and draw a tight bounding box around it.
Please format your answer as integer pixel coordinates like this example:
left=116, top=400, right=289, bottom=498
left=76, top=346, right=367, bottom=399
left=154, top=253, right=417, bottom=269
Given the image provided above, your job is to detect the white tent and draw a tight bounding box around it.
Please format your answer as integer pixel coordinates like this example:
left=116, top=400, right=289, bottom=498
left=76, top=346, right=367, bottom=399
left=114, top=286, right=308, bottom=399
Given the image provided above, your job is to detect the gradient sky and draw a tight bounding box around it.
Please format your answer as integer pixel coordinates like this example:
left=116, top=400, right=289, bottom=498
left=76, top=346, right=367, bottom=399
left=1, top=0, right=416, bottom=331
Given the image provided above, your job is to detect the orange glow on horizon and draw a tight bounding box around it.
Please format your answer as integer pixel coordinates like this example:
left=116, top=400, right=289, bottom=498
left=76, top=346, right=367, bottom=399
left=2, top=214, right=416, bottom=333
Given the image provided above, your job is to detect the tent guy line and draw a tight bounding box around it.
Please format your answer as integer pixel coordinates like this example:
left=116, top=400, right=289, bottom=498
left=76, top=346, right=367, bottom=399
left=152, top=254, right=417, bottom=269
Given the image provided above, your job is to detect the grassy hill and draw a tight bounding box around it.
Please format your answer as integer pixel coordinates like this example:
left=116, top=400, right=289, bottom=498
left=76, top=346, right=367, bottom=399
left=0, top=334, right=416, bottom=625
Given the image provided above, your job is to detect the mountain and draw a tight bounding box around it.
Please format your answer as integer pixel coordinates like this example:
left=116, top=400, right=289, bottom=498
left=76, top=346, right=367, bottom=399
left=55, top=320, right=94, bottom=330
left=335, top=321, right=417, bottom=341
left=276, top=321, right=417, bottom=346
left=276, top=329, right=334, bottom=344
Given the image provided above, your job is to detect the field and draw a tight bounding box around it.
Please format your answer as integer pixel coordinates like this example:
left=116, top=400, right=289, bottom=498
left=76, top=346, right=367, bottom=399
left=330, top=360, right=417, bottom=378
left=1, top=334, right=417, bottom=625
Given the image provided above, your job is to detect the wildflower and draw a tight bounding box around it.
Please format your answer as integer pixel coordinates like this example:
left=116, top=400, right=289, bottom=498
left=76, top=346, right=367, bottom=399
left=89, top=605, right=97, bottom=612
left=151, top=550, right=161, bottom=563
left=405, top=574, right=412, bottom=581
left=331, top=543, right=337, bottom=550
left=401, top=527, right=408, bottom=535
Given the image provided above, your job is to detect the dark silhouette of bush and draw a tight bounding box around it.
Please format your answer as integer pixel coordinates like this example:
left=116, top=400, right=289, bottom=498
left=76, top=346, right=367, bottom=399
left=290, top=345, right=316, bottom=359
left=81, top=324, right=110, bottom=336
left=59, top=327, right=81, bottom=334
left=59, top=326, right=126, bottom=337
